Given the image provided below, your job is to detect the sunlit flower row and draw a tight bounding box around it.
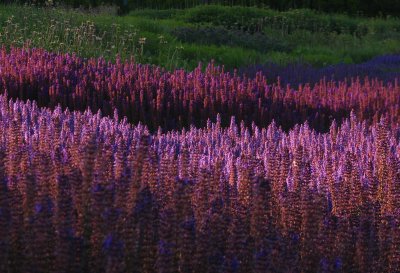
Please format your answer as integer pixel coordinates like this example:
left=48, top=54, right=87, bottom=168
left=0, top=46, right=398, bottom=132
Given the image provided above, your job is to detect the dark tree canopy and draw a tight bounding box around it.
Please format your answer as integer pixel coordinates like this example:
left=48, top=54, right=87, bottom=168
left=5, top=0, right=400, bottom=17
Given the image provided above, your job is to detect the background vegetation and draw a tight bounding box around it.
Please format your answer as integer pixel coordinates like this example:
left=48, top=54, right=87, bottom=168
left=5, top=0, right=400, bottom=17
left=0, top=4, right=399, bottom=70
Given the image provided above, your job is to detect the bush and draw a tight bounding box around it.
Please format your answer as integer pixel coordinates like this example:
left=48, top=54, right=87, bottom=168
left=183, top=6, right=375, bottom=37
left=182, top=5, right=271, bottom=33
left=171, top=25, right=292, bottom=53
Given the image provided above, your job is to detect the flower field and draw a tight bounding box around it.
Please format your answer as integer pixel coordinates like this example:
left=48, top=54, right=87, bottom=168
left=0, top=3, right=400, bottom=273
left=0, top=93, right=399, bottom=272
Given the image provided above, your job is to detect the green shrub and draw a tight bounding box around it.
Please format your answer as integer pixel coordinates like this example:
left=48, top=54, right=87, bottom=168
left=171, top=25, right=291, bottom=53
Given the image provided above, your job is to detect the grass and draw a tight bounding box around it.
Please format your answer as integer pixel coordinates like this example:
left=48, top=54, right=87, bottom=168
left=0, top=4, right=399, bottom=71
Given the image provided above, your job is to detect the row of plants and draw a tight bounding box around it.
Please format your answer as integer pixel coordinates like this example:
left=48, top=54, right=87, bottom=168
left=238, top=54, right=400, bottom=86
left=0, top=47, right=399, bottom=132
left=176, top=5, right=400, bottom=39
left=0, top=94, right=399, bottom=272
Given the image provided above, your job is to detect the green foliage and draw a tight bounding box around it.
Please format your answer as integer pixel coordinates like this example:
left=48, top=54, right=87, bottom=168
left=181, top=5, right=400, bottom=37
left=51, top=0, right=400, bottom=17
left=178, top=44, right=268, bottom=70
left=6, top=0, right=400, bottom=16
left=0, top=7, right=142, bottom=61
left=171, top=25, right=292, bottom=53
left=181, top=5, right=269, bottom=29
left=125, top=9, right=182, bottom=19
left=0, top=4, right=399, bottom=71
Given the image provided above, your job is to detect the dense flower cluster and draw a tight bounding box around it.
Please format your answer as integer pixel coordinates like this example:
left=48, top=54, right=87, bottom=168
left=0, top=47, right=399, bottom=132
left=0, top=95, right=399, bottom=272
